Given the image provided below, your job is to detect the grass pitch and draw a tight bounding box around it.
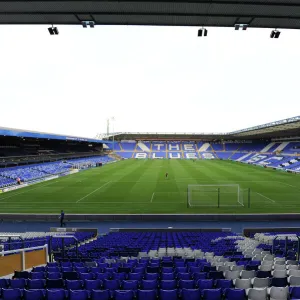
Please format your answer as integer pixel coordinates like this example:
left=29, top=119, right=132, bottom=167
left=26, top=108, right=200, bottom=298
left=0, top=159, right=299, bottom=214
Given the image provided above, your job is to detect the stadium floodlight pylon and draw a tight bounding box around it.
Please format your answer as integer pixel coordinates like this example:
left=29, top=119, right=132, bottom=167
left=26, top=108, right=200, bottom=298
left=187, top=184, right=250, bottom=208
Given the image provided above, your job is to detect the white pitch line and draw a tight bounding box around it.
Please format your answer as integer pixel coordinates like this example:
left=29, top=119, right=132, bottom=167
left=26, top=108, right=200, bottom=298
left=256, top=192, right=275, bottom=203
left=150, top=192, right=155, bottom=203
left=0, top=180, right=59, bottom=201
left=76, top=181, right=111, bottom=203
left=277, top=181, right=300, bottom=190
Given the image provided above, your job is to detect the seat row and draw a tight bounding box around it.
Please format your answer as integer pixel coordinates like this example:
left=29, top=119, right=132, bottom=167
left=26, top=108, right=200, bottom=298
left=3, top=278, right=300, bottom=290
left=0, top=287, right=298, bottom=300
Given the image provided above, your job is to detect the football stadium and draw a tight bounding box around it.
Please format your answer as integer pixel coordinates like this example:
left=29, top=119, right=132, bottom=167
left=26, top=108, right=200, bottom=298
left=1, top=0, right=300, bottom=299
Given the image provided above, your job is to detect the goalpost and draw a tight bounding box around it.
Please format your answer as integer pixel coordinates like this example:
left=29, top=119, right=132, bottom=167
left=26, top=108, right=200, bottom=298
left=187, top=184, right=249, bottom=208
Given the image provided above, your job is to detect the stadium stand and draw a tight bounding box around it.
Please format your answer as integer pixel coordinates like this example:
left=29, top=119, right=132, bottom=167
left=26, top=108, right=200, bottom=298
left=2, top=230, right=300, bottom=299
left=0, top=156, right=114, bottom=188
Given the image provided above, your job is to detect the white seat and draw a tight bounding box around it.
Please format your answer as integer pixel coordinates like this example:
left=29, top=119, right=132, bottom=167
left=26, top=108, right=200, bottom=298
left=252, top=277, right=270, bottom=288
left=272, top=270, right=287, bottom=278
left=269, top=286, right=288, bottom=300
left=241, top=270, right=256, bottom=279
left=288, top=275, right=300, bottom=286
left=286, top=260, right=298, bottom=265
left=273, top=265, right=286, bottom=270
left=287, top=265, right=300, bottom=270
left=248, top=287, right=268, bottom=300
left=234, top=278, right=252, bottom=289
left=224, top=270, right=240, bottom=280
left=289, top=269, right=300, bottom=277
left=259, top=265, right=273, bottom=272
left=231, top=265, right=244, bottom=272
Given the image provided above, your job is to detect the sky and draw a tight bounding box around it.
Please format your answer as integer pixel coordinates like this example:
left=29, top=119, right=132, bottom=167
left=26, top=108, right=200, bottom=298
left=0, top=25, right=299, bottom=138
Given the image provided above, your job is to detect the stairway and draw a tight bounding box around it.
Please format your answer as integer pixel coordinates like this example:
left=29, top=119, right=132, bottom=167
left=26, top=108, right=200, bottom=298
left=137, top=141, right=151, bottom=152
left=198, top=143, right=211, bottom=152
left=236, top=153, right=253, bottom=161
left=261, top=142, right=276, bottom=153
left=274, top=142, right=289, bottom=152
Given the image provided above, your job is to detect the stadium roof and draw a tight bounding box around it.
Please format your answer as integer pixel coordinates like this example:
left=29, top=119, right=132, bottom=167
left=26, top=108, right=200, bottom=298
left=1, top=0, right=300, bottom=29
left=0, top=126, right=108, bottom=144
left=103, top=115, right=300, bottom=140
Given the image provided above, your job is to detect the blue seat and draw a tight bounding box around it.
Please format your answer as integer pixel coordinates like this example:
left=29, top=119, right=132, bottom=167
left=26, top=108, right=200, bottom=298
left=141, top=280, right=158, bottom=290
left=290, top=286, right=300, bottom=299
left=160, top=289, right=178, bottom=300
left=96, top=273, right=110, bottom=281
left=208, top=271, right=224, bottom=280
left=134, top=267, right=145, bottom=273
left=193, top=272, right=207, bottom=282
left=61, top=262, right=72, bottom=267
left=162, top=267, right=173, bottom=273
left=197, top=279, right=213, bottom=290
left=62, top=272, right=78, bottom=280
left=181, top=288, right=202, bottom=300
left=145, top=273, right=159, bottom=280
left=122, top=280, right=139, bottom=290
left=190, top=267, right=201, bottom=273
left=256, top=271, right=272, bottom=278
left=79, top=273, right=94, bottom=280
left=112, top=272, right=127, bottom=281
left=137, top=289, right=157, bottom=300
left=84, top=279, right=102, bottom=290
left=30, top=272, right=45, bottom=279
left=178, top=280, right=194, bottom=289
left=47, top=272, right=62, bottom=279
left=10, top=279, right=27, bottom=289
left=91, top=289, right=110, bottom=300
left=27, top=279, right=46, bottom=289
left=33, top=267, right=46, bottom=272
left=161, top=273, right=175, bottom=280
left=128, top=273, right=143, bottom=281
left=66, top=280, right=83, bottom=290
left=146, top=267, right=159, bottom=273
left=224, top=288, right=246, bottom=300
left=202, top=289, right=222, bottom=300
left=24, top=289, right=45, bottom=300
left=271, top=277, right=288, bottom=287
left=2, top=288, right=23, bottom=300
left=203, top=266, right=216, bottom=273
left=160, top=280, right=177, bottom=290
left=62, top=267, right=73, bottom=272
left=75, top=267, right=88, bottom=273
left=46, top=289, right=66, bottom=300
left=46, top=279, right=64, bottom=289
left=177, top=273, right=190, bottom=280
left=115, top=290, right=135, bottom=300
left=69, top=290, right=89, bottom=300
left=215, top=279, right=233, bottom=290
left=0, top=279, right=9, bottom=288
left=14, top=271, right=29, bottom=279
left=90, top=267, right=102, bottom=273
left=103, top=279, right=120, bottom=290
left=176, top=267, right=187, bottom=273
left=47, top=267, right=60, bottom=273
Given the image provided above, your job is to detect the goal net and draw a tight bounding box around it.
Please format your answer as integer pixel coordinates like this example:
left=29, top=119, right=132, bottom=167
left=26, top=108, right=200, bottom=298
left=187, top=184, right=246, bottom=207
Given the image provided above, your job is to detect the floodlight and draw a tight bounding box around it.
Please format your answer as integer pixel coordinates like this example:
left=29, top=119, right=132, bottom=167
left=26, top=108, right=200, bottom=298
left=48, top=26, right=59, bottom=35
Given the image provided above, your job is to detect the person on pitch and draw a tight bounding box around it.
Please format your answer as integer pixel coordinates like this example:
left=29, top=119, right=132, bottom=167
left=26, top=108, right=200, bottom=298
left=165, top=172, right=168, bottom=179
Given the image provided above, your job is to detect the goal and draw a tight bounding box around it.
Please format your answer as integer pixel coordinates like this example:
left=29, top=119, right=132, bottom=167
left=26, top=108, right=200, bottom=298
left=187, top=184, right=247, bottom=208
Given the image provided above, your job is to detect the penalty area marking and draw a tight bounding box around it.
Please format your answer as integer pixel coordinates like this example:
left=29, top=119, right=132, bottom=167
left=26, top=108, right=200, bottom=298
left=150, top=193, right=155, bottom=202
left=76, top=181, right=112, bottom=203
left=256, top=192, right=275, bottom=203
